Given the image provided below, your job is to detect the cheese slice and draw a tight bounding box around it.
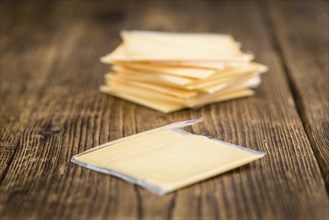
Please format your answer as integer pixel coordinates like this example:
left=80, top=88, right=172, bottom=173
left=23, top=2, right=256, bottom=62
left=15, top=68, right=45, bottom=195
left=121, top=31, right=253, bottom=62
left=106, top=77, right=197, bottom=99
left=98, top=31, right=269, bottom=112
left=105, top=72, right=191, bottom=88
left=106, top=72, right=258, bottom=96
left=146, top=61, right=244, bottom=69
left=116, top=62, right=219, bottom=79
left=108, top=63, right=265, bottom=90
left=113, top=66, right=195, bottom=85
left=186, top=63, right=266, bottom=86
left=71, top=119, right=265, bottom=195
left=195, top=72, right=259, bottom=93
left=100, top=85, right=185, bottom=113
left=187, top=88, right=254, bottom=107
left=100, top=44, right=252, bottom=69
left=100, top=80, right=255, bottom=112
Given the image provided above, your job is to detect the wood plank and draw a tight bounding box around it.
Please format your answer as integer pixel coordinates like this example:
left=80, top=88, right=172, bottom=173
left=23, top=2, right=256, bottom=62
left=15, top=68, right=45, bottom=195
left=267, top=0, right=329, bottom=191
left=0, top=2, right=147, bottom=219
left=0, top=2, right=74, bottom=177
left=0, top=1, right=328, bottom=219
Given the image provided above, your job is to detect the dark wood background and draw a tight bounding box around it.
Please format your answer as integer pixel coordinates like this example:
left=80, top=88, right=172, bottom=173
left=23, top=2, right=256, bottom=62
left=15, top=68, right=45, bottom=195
left=1, top=1, right=328, bottom=219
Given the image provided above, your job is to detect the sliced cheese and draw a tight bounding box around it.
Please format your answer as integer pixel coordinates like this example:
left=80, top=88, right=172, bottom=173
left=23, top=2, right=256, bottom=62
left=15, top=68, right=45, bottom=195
left=121, top=31, right=253, bottom=62
left=72, top=122, right=265, bottom=195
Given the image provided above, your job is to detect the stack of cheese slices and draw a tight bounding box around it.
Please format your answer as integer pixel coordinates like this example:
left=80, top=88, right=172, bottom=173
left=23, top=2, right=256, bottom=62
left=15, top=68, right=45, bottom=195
left=100, top=31, right=268, bottom=113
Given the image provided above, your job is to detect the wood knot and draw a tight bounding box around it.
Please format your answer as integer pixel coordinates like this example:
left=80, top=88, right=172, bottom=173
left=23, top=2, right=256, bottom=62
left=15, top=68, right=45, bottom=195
left=38, top=121, right=61, bottom=141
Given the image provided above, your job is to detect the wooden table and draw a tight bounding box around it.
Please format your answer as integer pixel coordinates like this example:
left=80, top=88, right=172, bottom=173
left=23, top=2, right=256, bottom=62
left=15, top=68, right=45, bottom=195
left=1, top=1, right=328, bottom=219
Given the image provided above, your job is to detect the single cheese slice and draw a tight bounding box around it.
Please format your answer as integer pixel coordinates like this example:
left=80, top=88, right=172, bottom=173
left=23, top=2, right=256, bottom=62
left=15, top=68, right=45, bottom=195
left=186, top=62, right=266, bottom=86
left=121, top=62, right=267, bottom=80
left=100, top=44, right=126, bottom=63
left=100, top=44, right=253, bottom=69
left=72, top=120, right=265, bottom=195
left=184, top=74, right=250, bottom=90
left=121, top=31, right=253, bottom=61
left=186, top=88, right=254, bottom=107
left=113, top=66, right=195, bottom=85
left=105, top=72, right=189, bottom=88
left=102, top=58, right=249, bottom=70
left=106, top=77, right=197, bottom=99
left=146, top=61, right=244, bottom=70
left=116, top=62, right=220, bottom=79
left=105, top=81, right=185, bottom=103
left=100, top=85, right=185, bottom=113
left=196, top=72, right=260, bottom=93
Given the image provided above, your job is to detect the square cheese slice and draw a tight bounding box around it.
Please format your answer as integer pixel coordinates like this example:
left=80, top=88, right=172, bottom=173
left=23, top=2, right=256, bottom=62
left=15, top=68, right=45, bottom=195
left=121, top=31, right=253, bottom=62
left=71, top=119, right=265, bottom=195
left=101, top=79, right=255, bottom=113
left=115, top=62, right=220, bottom=79
left=100, top=44, right=252, bottom=69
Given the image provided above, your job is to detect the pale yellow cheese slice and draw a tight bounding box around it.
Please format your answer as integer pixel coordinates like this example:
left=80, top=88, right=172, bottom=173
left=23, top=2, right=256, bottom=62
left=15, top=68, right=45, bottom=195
left=105, top=81, right=184, bottom=103
left=101, top=44, right=126, bottom=62
left=184, top=74, right=251, bottom=90
left=186, top=88, right=254, bottom=107
left=121, top=31, right=253, bottom=62
left=73, top=128, right=264, bottom=195
left=103, top=62, right=266, bottom=91
left=116, top=62, right=219, bottom=79
left=106, top=77, right=198, bottom=99
left=186, top=62, right=266, bottom=86
left=100, top=44, right=253, bottom=69
left=102, top=58, right=247, bottom=70
left=113, top=66, right=195, bottom=85
left=146, top=61, right=243, bottom=70
left=105, top=72, right=258, bottom=100
left=100, top=85, right=185, bottom=113
left=104, top=72, right=190, bottom=88
left=113, top=62, right=266, bottom=80
left=100, top=79, right=255, bottom=112
left=195, top=72, right=259, bottom=93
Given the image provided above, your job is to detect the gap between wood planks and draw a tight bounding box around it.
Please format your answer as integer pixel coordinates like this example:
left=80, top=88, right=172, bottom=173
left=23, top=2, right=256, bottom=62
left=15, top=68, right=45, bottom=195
left=260, top=1, right=329, bottom=194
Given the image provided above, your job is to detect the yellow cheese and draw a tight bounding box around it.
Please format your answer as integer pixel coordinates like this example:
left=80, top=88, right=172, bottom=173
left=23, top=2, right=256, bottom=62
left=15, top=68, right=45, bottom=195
left=113, top=66, right=195, bottom=85
left=121, top=31, right=253, bottom=62
left=100, top=85, right=185, bottom=113
left=108, top=63, right=264, bottom=90
left=116, top=62, right=219, bottom=79
left=186, top=62, right=266, bottom=86
left=98, top=31, right=269, bottom=112
left=100, top=44, right=253, bottom=69
left=106, top=77, right=197, bottom=99
left=100, top=81, right=255, bottom=112
left=187, top=88, right=254, bottom=107
left=193, top=73, right=259, bottom=93
left=72, top=124, right=264, bottom=195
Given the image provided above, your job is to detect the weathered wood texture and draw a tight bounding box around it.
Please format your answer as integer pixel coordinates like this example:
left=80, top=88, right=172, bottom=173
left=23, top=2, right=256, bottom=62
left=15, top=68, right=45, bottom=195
left=0, top=2, right=74, bottom=177
left=267, top=0, right=329, bottom=191
left=1, top=1, right=328, bottom=219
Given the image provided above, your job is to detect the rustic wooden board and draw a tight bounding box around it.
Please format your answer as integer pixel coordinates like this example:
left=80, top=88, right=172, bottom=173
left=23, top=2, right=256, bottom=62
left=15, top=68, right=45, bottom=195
left=1, top=1, right=328, bottom=219
left=0, top=2, right=75, bottom=177
left=267, top=0, right=329, bottom=191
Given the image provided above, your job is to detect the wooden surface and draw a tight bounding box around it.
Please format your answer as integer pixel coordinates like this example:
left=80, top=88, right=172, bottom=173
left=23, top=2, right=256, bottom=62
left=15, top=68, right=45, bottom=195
left=1, top=1, right=328, bottom=219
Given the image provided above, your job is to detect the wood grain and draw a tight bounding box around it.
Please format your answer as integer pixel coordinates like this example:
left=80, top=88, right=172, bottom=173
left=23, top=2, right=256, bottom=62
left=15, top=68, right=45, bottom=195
left=267, top=0, right=329, bottom=191
left=1, top=1, right=328, bottom=219
left=0, top=2, right=74, bottom=177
